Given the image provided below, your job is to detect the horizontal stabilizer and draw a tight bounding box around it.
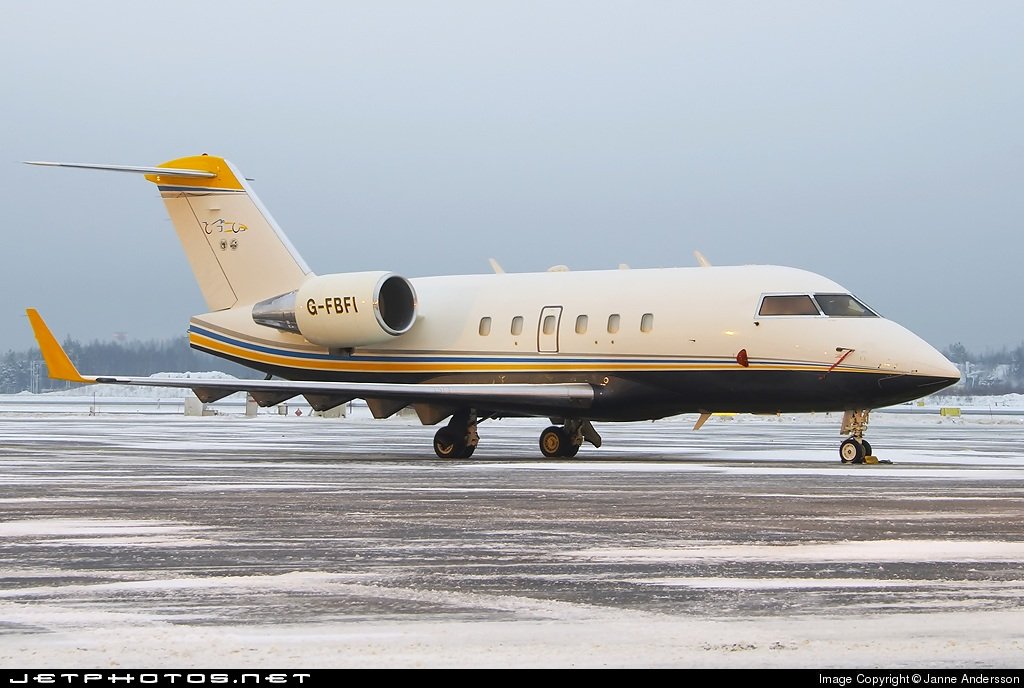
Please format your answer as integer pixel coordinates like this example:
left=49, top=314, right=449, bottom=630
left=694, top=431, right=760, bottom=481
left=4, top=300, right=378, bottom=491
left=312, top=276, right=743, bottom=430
left=24, top=161, right=216, bottom=178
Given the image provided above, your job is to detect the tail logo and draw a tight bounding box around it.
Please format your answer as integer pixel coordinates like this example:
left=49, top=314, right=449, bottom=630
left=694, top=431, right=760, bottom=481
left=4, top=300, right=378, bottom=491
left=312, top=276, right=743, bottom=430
left=201, top=219, right=248, bottom=235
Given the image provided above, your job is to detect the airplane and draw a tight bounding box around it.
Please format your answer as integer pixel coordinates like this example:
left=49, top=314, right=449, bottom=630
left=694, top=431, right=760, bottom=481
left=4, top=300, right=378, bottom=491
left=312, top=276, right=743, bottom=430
left=24, top=154, right=960, bottom=464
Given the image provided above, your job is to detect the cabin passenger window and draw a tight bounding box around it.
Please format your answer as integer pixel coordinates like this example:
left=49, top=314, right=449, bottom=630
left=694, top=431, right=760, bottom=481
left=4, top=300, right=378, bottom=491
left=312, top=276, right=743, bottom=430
left=640, top=313, right=654, bottom=333
left=543, top=315, right=557, bottom=335
left=478, top=317, right=492, bottom=336
left=511, top=316, right=524, bottom=336
left=758, top=295, right=820, bottom=316
left=607, top=314, right=621, bottom=334
left=575, top=315, right=588, bottom=334
left=813, top=294, right=878, bottom=317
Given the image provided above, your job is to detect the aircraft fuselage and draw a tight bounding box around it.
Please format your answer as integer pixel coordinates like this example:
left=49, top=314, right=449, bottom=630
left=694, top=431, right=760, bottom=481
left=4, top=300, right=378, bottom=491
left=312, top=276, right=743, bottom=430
left=188, top=264, right=958, bottom=421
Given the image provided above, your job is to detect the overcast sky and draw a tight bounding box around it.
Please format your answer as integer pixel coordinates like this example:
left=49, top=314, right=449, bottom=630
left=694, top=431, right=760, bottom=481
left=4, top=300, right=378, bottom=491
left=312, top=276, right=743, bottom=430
left=3, top=1, right=1022, bottom=353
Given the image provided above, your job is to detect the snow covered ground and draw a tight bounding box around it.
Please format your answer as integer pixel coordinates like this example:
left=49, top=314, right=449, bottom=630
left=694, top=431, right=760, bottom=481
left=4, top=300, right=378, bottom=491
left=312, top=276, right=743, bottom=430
left=1, top=384, right=1023, bottom=668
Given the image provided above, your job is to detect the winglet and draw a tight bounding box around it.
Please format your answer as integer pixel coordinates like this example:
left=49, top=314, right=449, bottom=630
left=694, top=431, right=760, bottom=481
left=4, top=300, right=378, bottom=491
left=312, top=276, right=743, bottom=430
left=25, top=309, right=91, bottom=384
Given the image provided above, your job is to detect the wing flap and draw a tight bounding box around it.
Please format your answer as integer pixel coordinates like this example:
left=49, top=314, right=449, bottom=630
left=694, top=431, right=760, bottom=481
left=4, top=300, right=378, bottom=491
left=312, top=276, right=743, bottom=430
left=303, top=394, right=354, bottom=412
left=365, top=398, right=409, bottom=419
left=249, top=391, right=298, bottom=408
left=192, top=387, right=238, bottom=404
left=414, top=403, right=459, bottom=426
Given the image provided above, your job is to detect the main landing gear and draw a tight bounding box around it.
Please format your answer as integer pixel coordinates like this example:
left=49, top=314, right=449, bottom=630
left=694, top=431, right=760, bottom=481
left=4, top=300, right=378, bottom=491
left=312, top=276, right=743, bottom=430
left=839, top=409, right=888, bottom=464
left=540, top=419, right=602, bottom=458
left=432, top=412, right=603, bottom=460
left=432, top=409, right=479, bottom=459
left=540, top=426, right=580, bottom=458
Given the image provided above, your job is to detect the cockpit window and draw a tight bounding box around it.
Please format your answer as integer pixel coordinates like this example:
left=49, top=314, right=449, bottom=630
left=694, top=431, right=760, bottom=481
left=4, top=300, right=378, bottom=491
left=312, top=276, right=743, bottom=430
left=758, top=295, right=820, bottom=316
left=813, top=293, right=878, bottom=317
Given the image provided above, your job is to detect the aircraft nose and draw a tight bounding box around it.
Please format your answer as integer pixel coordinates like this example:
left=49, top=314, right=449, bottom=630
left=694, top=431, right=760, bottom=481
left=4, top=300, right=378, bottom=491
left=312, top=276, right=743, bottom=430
left=876, top=338, right=961, bottom=399
left=883, top=326, right=961, bottom=380
left=916, top=345, right=962, bottom=384
left=938, top=359, right=962, bottom=384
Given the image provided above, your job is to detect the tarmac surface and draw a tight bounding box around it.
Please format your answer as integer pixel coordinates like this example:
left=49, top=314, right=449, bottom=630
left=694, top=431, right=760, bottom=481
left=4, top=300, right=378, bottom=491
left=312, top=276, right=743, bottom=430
left=1, top=409, right=1023, bottom=667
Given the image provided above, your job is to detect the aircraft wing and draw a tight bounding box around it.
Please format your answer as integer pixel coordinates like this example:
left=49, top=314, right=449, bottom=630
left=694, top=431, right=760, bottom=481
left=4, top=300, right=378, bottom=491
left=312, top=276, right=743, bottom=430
left=25, top=309, right=595, bottom=418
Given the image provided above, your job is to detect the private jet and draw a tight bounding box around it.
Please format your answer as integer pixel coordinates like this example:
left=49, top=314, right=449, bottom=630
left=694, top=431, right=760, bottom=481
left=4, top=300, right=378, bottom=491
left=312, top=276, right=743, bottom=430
left=25, top=154, right=960, bottom=463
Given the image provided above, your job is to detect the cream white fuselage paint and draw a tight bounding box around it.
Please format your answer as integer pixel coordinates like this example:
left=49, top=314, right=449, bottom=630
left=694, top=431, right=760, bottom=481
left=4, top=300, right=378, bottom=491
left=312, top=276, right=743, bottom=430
left=400, top=266, right=950, bottom=379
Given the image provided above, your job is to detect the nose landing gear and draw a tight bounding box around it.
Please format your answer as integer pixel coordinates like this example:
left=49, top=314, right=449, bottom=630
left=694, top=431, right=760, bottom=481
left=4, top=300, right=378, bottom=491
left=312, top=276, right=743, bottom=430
left=839, top=409, right=889, bottom=464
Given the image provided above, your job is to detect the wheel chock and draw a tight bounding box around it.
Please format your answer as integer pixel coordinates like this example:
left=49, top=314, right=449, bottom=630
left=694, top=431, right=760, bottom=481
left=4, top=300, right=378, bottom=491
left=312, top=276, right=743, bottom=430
left=864, top=455, right=893, bottom=465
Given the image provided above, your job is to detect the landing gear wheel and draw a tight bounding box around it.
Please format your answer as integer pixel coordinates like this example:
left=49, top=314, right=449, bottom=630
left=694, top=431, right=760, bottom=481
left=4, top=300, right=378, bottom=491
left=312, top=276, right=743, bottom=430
left=861, top=440, right=872, bottom=456
left=840, top=438, right=866, bottom=464
left=434, top=427, right=471, bottom=459
left=539, top=426, right=581, bottom=458
left=540, top=426, right=566, bottom=458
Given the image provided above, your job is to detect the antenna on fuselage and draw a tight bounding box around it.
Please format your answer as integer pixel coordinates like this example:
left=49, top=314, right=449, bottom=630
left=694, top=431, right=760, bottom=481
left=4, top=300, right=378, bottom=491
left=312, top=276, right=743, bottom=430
left=694, top=251, right=711, bottom=267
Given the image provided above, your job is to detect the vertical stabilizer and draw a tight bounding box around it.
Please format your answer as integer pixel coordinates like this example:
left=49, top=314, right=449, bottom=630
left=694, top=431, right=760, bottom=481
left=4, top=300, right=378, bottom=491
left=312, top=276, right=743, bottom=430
left=144, top=155, right=312, bottom=311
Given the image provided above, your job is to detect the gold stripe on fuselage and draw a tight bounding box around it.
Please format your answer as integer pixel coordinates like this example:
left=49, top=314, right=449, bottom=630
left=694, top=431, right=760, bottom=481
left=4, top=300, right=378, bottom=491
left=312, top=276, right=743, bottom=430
left=188, top=330, right=855, bottom=377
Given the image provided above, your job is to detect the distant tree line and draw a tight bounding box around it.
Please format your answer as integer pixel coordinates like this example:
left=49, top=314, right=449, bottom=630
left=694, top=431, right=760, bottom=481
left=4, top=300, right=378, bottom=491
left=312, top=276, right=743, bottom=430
left=940, top=342, right=1024, bottom=394
left=0, top=336, right=258, bottom=394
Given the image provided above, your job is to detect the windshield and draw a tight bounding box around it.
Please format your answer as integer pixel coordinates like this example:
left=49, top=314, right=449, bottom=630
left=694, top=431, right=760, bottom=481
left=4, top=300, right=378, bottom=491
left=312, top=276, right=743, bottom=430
left=758, top=295, right=820, bottom=316
left=813, top=293, right=878, bottom=317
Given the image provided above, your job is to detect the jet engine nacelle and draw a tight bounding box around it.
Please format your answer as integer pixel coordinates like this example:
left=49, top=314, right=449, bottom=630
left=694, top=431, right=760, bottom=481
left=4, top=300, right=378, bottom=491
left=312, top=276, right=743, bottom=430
left=252, top=271, right=417, bottom=348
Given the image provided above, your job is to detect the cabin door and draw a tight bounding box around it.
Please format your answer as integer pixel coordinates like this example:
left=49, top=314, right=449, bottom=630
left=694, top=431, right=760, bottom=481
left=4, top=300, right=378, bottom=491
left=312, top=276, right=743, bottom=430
left=537, top=306, right=563, bottom=353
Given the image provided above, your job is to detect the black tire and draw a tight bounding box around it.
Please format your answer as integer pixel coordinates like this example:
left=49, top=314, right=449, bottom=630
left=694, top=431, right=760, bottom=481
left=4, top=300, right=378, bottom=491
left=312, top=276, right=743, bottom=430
left=840, top=438, right=865, bottom=464
left=540, top=426, right=567, bottom=458
left=540, top=426, right=581, bottom=458
left=433, top=427, right=465, bottom=459
left=861, top=440, right=872, bottom=456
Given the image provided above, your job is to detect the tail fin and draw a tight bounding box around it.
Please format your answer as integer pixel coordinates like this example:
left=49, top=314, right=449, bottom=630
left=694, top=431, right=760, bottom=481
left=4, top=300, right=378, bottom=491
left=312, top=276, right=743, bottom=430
left=26, top=155, right=312, bottom=311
